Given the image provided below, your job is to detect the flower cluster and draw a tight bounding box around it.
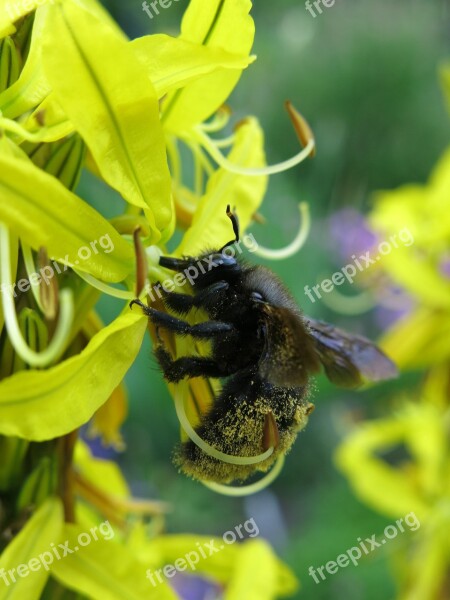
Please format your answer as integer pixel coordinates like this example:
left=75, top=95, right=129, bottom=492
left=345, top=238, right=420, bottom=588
left=335, top=65, right=450, bottom=599
left=0, top=0, right=314, bottom=597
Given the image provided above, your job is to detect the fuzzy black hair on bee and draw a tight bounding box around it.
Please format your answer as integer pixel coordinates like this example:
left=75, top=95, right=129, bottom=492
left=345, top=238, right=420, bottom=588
left=130, top=206, right=397, bottom=484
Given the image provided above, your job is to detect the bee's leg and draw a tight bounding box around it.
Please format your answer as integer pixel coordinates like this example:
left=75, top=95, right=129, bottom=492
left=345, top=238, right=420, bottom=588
left=193, top=281, right=229, bottom=309
left=155, top=345, right=231, bottom=382
left=130, top=300, right=234, bottom=339
left=163, top=281, right=229, bottom=315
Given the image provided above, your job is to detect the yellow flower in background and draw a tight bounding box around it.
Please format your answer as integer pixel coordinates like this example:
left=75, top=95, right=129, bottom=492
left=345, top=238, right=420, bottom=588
left=368, top=146, right=450, bottom=369
left=335, top=366, right=450, bottom=599
left=334, top=67, right=450, bottom=600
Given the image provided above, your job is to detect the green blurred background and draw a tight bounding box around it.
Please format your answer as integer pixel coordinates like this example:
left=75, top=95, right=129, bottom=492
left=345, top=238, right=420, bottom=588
left=81, top=1, right=450, bottom=597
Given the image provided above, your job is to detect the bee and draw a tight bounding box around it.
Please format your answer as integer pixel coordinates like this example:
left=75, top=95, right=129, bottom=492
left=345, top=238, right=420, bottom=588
left=130, top=206, right=397, bottom=484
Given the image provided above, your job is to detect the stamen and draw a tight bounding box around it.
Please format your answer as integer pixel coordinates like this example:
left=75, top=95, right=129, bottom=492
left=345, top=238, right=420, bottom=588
left=165, top=135, right=181, bottom=185
left=0, top=115, right=73, bottom=143
left=182, top=138, right=214, bottom=177
left=252, top=202, right=310, bottom=260
left=188, top=140, right=204, bottom=195
left=199, top=105, right=232, bottom=132
left=0, top=223, right=74, bottom=367
left=319, top=288, right=376, bottom=314
left=174, top=384, right=274, bottom=466
left=193, top=102, right=315, bottom=176
left=201, top=456, right=285, bottom=497
left=73, top=269, right=135, bottom=300
left=20, top=241, right=45, bottom=313
left=37, top=247, right=59, bottom=320
left=211, top=134, right=236, bottom=148
left=133, top=227, right=148, bottom=297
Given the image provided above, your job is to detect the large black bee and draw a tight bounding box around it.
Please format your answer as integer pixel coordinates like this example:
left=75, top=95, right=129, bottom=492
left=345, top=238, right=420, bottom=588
left=130, top=206, right=397, bottom=484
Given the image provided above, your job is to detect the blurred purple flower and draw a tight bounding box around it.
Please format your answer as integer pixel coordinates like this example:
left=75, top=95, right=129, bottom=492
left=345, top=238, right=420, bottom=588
left=439, top=255, right=450, bottom=279
left=80, top=426, right=118, bottom=460
left=373, top=285, right=415, bottom=330
left=171, top=574, right=222, bottom=600
left=328, top=208, right=378, bottom=262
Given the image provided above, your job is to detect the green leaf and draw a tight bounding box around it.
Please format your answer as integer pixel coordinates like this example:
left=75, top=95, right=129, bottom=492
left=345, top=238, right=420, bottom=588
left=0, top=312, right=147, bottom=440
left=0, top=497, right=63, bottom=600
left=51, top=524, right=177, bottom=600
left=176, top=117, right=267, bottom=256
left=162, top=0, right=255, bottom=132
left=41, top=1, right=172, bottom=240
left=131, top=33, right=255, bottom=99
left=0, top=151, right=134, bottom=282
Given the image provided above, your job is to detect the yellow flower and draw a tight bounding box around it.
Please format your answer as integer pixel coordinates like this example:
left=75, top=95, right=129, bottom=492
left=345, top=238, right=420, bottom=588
left=369, top=147, right=450, bottom=369
left=0, top=0, right=307, bottom=597
left=335, top=367, right=450, bottom=599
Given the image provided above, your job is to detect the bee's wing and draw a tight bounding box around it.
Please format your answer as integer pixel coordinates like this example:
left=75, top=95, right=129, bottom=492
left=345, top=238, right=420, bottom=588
left=304, top=317, right=398, bottom=388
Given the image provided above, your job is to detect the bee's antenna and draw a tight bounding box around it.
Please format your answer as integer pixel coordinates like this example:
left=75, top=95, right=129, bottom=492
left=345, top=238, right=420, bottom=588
left=219, top=205, right=240, bottom=252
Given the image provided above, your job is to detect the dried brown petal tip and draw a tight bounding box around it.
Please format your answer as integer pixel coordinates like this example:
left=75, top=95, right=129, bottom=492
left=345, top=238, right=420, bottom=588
left=284, top=101, right=316, bottom=158
left=35, top=109, right=46, bottom=127
left=252, top=212, right=267, bottom=225
left=305, top=403, right=315, bottom=416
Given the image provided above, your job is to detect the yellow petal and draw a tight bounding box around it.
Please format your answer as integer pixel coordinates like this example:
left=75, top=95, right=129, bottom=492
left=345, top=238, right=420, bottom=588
left=380, top=307, right=450, bottom=369
left=370, top=147, right=450, bottom=307
left=42, top=1, right=172, bottom=239
left=0, top=0, right=53, bottom=38
left=19, top=93, right=74, bottom=142
left=176, top=117, right=267, bottom=256
left=0, top=152, right=134, bottom=282
left=226, top=540, right=299, bottom=600
left=0, top=312, right=146, bottom=440
left=132, top=33, right=255, bottom=99
left=88, top=384, right=127, bottom=450
left=0, top=497, right=63, bottom=600
left=335, top=410, right=432, bottom=520
left=162, top=0, right=255, bottom=132
left=79, top=312, right=128, bottom=450
left=51, top=523, right=177, bottom=600
left=0, top=7, right=50, bottom=118
left=74, top=439, right=130, bottom=498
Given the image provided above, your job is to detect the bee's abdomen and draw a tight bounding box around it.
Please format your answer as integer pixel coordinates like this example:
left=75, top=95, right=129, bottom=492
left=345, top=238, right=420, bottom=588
left=174, top=374, right=313, bottom=484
